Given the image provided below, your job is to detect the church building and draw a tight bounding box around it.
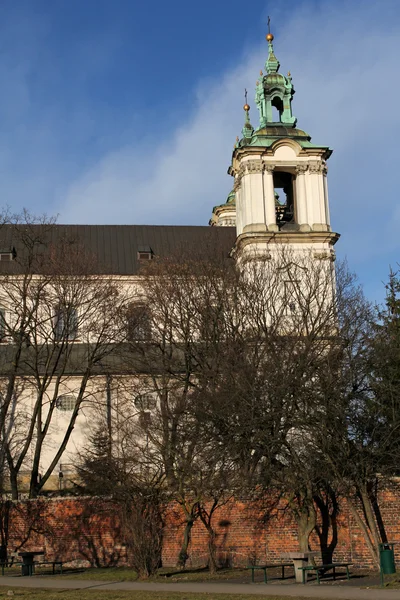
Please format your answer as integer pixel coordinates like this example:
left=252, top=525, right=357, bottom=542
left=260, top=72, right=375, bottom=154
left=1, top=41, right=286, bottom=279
left=0, top=27, right=339, bottom=496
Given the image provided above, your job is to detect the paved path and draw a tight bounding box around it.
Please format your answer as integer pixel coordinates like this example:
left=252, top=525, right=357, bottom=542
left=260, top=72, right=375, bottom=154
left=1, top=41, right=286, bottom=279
left=0, top=577, right=398, bottom=599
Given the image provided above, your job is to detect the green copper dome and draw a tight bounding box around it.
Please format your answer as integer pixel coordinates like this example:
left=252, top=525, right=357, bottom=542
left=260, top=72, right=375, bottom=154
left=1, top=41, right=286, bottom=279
left=212, top=190, right=236, bottom=213
left=233, top=30, right=331, bottom=155
left=226, top=190, right=236, bottom=205
left=264, top=72, right=286, bottom=85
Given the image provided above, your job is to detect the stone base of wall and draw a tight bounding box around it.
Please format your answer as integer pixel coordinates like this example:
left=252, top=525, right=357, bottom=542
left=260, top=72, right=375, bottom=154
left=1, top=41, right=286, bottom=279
left=2, top=485, right=400, bottom=569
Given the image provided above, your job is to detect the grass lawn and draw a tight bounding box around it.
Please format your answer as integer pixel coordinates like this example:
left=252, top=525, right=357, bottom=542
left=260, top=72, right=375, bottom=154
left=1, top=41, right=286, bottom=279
left=383, top=574, right=400, bottom=588
left=0, top=590, right=326, bottom=600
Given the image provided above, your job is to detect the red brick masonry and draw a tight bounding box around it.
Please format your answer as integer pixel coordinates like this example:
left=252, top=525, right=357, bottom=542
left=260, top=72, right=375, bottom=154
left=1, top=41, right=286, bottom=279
left=2, top=486, right=400, bottom=569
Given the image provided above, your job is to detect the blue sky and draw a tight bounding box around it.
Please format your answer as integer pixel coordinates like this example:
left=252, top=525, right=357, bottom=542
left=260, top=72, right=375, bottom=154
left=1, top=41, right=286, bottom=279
left=0, top=0, right=399, bottom=302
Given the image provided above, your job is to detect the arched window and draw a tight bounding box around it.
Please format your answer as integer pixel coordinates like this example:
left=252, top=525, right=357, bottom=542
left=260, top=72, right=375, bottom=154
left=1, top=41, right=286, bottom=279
left=274, top=171, right=295, bottom=227
left=271, top=96, right=283, bottom=122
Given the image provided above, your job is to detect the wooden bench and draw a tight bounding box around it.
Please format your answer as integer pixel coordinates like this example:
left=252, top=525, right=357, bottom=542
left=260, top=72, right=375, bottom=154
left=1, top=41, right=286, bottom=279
left=247, top=563, right=293, bottom=583
left=298, top=562, right=352, bottom=584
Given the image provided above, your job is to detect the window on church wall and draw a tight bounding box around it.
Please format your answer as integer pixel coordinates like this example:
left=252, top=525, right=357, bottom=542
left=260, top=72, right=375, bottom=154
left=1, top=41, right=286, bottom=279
left=273, top=171, right=296, bottom=227
left=198, top=299, right=228, bottom=343
left=0, top=308, right=6, bottom=342
left=127, top=303, right=151, bottom=342
left=56, top=394, right=76, bottom=411
left=283, top=280, right=300, bottom=315
left=134, top=392, right=157, bottom=412
left=138, top=410, right=152, bottom=431
left=53, top=305, right=78, bottom=341
left=133, top=392, right=156, bottom=434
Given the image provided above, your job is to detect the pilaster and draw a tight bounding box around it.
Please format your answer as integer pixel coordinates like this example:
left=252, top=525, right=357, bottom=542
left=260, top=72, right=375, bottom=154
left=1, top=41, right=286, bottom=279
left=308, top=161, right=329, bottom=231
left=295, top=165, right=311, bottom=232
left=263, top=165, right=279, bottom=231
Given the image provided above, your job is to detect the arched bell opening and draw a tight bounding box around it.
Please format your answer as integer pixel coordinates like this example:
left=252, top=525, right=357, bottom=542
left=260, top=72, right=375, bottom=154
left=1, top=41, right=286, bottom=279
left=273, top=170, right=296, bottom=228
left=271, top=95, right=283, bottom=123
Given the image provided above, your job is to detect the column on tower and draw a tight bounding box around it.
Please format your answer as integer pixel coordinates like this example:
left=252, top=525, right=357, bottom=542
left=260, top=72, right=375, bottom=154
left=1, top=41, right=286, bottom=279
left=306, top=161, right=329, bottom=231
left=323, top=166, right=331, bottom=228
left=263, top=165, right=278, bottom=231
left=295, top=164, right=311, bottom=231
left=241, top=159, right=266, bottom=232
left=234, top=177, right=243, bottom=234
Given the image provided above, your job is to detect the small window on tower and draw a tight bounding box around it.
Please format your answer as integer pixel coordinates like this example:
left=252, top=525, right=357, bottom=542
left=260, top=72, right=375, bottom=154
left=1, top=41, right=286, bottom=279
left=283, top=279, right=300, bottom=315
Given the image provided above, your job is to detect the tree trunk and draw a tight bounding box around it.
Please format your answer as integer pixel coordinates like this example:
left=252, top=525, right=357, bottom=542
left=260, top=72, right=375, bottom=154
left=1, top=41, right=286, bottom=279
left=297, top=510, right=316, bottom=553
left=6, top=460, right=19, bottom=501
left=198, top=504, right=219, bottom=574
left=206, top=526, right=218, bottom=574
left=177, top=517, right=195, bottom=569
left=347, top=498, right=379, bottom=567
left=314, top=490, right=338, bottom=564
left=368, top=482, right=388, bottom=544
left=358, top=484, right=381, bottom=552
left=0, top=499, right=11, bottom=557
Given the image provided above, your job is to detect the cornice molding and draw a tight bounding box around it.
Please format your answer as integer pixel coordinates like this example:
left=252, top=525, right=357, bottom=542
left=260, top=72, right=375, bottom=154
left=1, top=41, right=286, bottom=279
left=233, top=230, right=340, bottom=256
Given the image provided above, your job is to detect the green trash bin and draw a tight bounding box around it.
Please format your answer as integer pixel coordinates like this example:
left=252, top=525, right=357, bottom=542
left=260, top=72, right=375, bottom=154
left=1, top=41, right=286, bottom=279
left=379, top=543, right=396, bottom=575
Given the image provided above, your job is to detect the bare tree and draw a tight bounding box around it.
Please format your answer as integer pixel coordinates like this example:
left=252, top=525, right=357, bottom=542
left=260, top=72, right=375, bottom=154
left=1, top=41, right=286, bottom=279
left=193, top=247, right=342, bottom=553
left=75, top=418, right=165, bottom=578
left=110, top=248, right=243, bottom=571
left=0, top=213, right=131, bottom=499
left=310, top=265, right=400, bottom=566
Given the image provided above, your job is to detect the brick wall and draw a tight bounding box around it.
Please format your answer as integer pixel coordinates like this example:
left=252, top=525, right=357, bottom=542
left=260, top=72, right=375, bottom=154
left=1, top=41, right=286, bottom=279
left=2, top=485, right=400, bottom=569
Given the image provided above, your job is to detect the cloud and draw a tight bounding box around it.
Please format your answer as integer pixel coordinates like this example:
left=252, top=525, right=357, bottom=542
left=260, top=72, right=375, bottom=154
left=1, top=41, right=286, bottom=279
left=0, top=0, right=399, bottom=299
left=59, top=50, right=264, bottom=225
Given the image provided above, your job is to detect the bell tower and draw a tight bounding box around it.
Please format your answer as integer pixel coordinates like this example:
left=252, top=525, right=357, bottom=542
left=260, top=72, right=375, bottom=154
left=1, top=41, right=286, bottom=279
left=229, top=26, right=339, bottom=262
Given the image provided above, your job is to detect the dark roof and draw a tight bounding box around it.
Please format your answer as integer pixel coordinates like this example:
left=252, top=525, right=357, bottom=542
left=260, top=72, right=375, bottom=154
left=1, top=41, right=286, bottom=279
left=0, top=224, right=236, bottom=275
